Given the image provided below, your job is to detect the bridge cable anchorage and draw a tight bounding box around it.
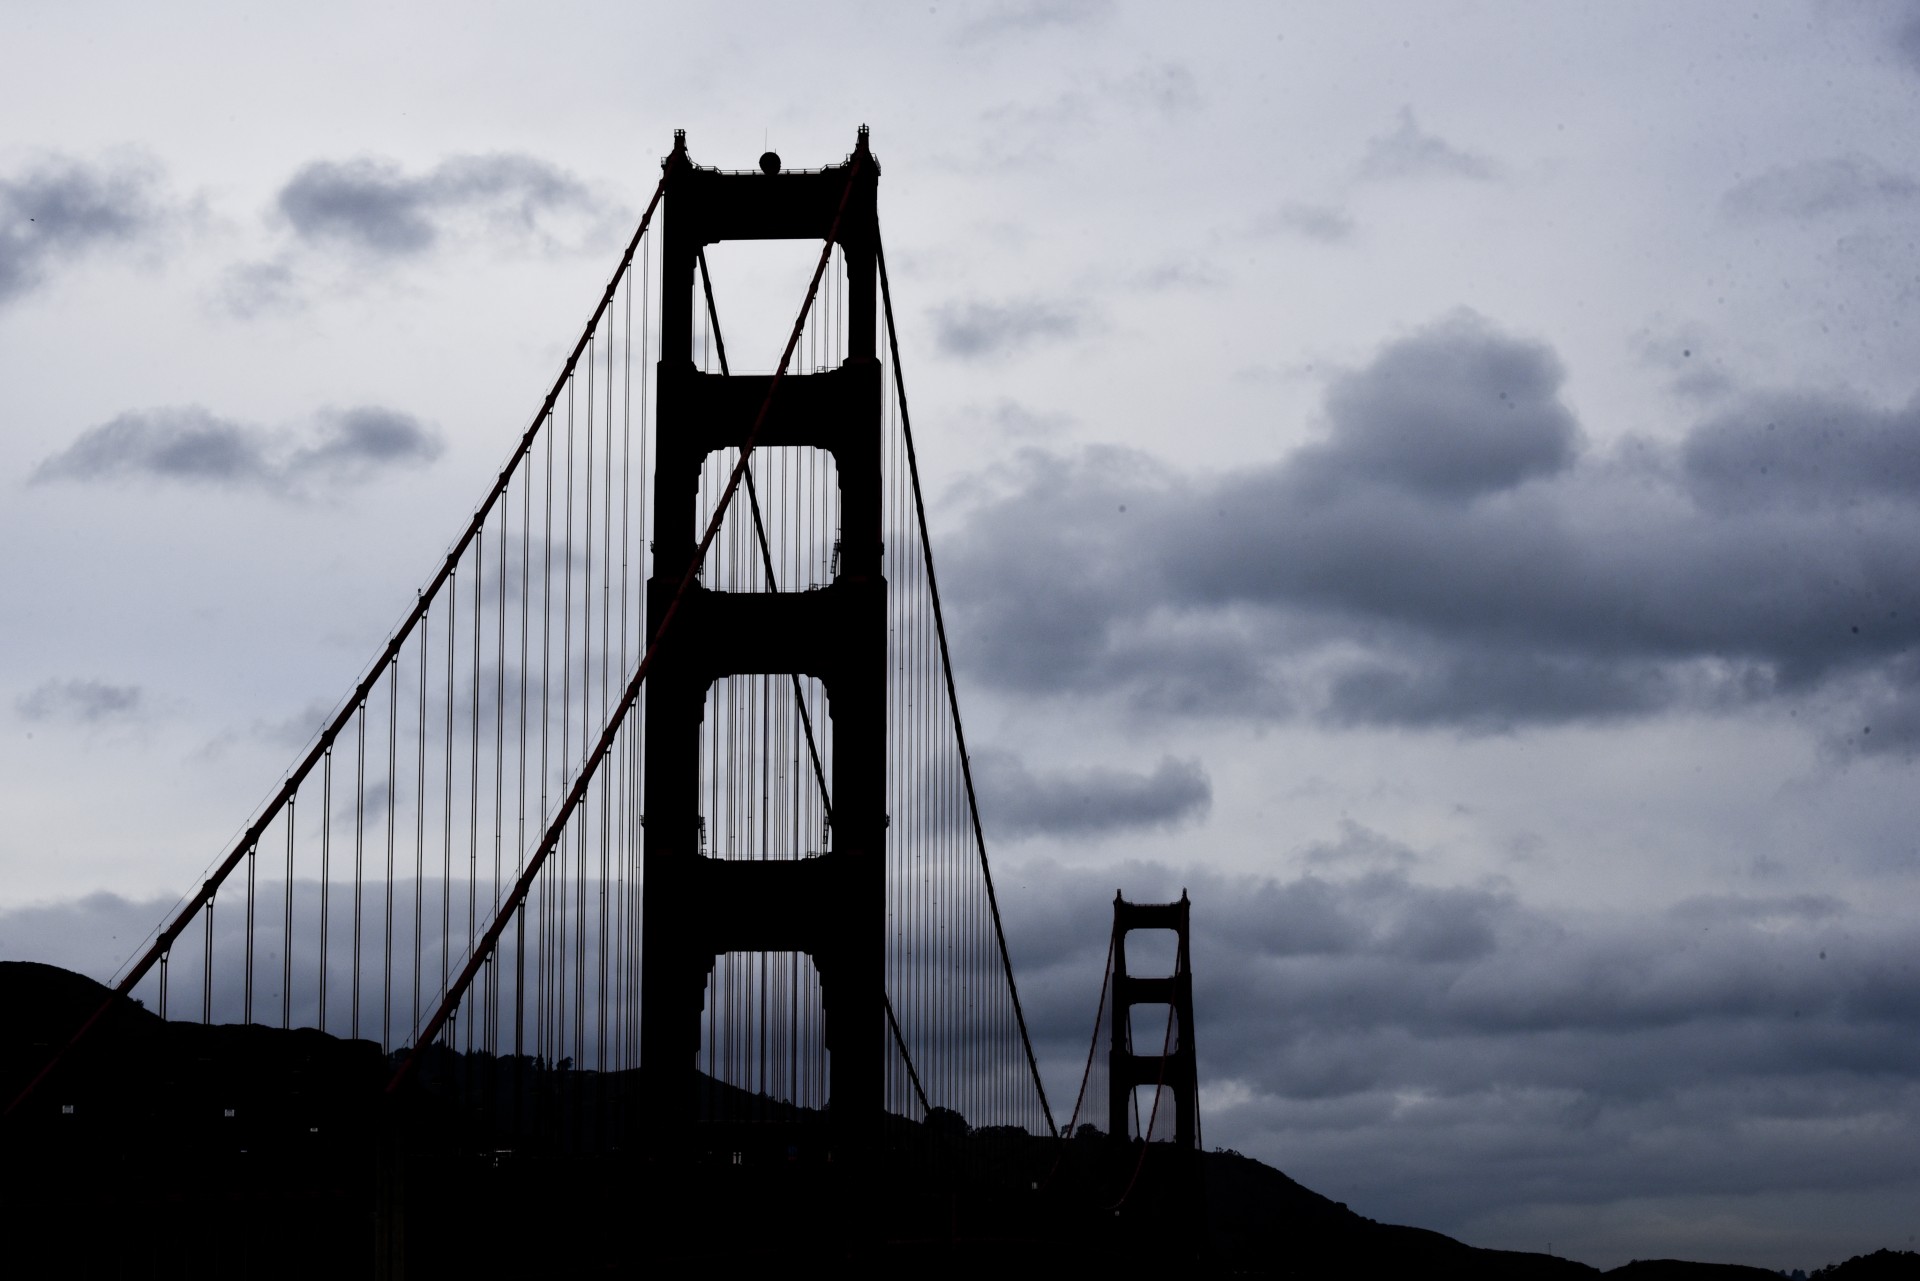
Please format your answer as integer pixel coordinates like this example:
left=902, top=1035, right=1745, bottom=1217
left=388, top=147, right=869, bottom=1094
left=1, top=148, right=684, bottom=1123
left=875, top=227, right=1058, bottom=1136
left=695, top=246, right=932, bottom=1118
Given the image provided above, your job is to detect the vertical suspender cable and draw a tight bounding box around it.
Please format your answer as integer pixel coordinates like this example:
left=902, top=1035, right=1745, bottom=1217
left=470, top=523, right=483, bottom=1050
left=202, top=898, right=214, bottom=1025
left=444, top=569, right=456, bottom=1027
left=353, top=702, right=366, bottom=1041
left=876, top=231, right=1055, bottom=1135
left=319, top=747, right=332, bottom=1032
left=244, top=842, right=256, bottom=1025
left=282, top=798, right=294, bottom=1029
left=415, top=598, right=429, bottom=1044
left=385, top=657, right=398, bottom=1050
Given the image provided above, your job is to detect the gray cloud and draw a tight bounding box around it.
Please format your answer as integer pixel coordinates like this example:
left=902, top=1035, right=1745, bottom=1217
left=30, top=404, right=442, bottom=493
left=15, top=679, right=144, bottom=724
left=939, top=312, right=1920, bottom=742
left=1300, top=819, right=1421, bottom=873
left=1681, top=390, right=1920, bottom=512
left=1257, top=203, right=1355, bottom=243
left=1722, top=155, right=1920, bottom=222
left=965, top=398, right=1074, bottom=439
left=276, top=153, right=608, bottom=258
left=0, top=154, right=167, bottom=305
left=1129, top=259, right=1225, bottom=291
left=1302, top=312, right=1580, bottom=499
left=1358, top=107, right=1498, bottom=183
left=290, top=406, right=446, bottom=481
left=1116, top=62, right=1200, bottom=115
left=1835, top=652, right=1920, bottom=761
left=216, top=257, right=300, bottom=319
left=1635, top=328, right=1733, bottom=403
left=955, top=0, right=1112, bottom=44
left=1898, top=10, right=1920, bottom=75
left=1323, top=648, right=1682, bottom=732
left=973, top=749, right=1210, bottom=839
left=931, top=296, right=1087, bottom=359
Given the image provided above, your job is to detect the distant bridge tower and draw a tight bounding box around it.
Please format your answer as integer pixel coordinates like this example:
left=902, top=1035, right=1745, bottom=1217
left=640, top=128, right=884, bottom=1151
left=1108, top=890, right=1199, bottom=1148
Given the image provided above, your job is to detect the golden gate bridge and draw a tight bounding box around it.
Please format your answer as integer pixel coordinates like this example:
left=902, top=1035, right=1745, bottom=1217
left=2, top=127, right=1203, bottom=1270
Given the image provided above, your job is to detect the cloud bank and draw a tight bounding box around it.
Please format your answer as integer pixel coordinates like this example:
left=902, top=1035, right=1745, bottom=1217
left=973, top=750, right=1211, bottom=839
left=941, top=312, right=1920, bottom=752
left=15, top=679, right=144, bottom=724
left=31, top=404, right=443, bottom=494
left=0, top=154, right=170, bottom=305
left=276, top=153, right=611, bottom=258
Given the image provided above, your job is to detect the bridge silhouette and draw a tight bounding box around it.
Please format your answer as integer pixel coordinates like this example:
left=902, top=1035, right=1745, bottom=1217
left=4, top=131, right=1222, bottom=1269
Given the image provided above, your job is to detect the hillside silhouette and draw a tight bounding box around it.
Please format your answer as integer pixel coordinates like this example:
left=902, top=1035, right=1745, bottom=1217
left=0, top=961, right=1902, bottom=1277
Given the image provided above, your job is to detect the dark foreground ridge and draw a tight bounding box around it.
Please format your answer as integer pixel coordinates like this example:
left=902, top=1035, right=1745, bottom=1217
left=2, top=962, right=1909, bottom=1278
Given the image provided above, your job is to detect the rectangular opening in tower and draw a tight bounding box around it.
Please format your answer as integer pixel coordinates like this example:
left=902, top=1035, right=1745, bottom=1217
left=696, top=447, right=840, bottom=593
left=698, top=949, right=829, bottom=1117
left=1126, top=928, right=1180, bottom=979
left=1128, top=1083, right=1178, bottom=1142
left=697, top=242, right=848, bottom=374
left=1128, top=1001, right=1176, bottom=1054
left=698, top=673, right=833, bottom=859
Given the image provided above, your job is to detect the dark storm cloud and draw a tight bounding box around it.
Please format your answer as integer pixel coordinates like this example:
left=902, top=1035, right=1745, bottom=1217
left=1357, top=108, right=1498, bottom=183
left=1722, top=155, right=1920, bottom=221
left=30, top=404, right=442, bottom=493
left=939, top=312, right=1920, bottom=742
left=931, top=297, right=1086, bottom=359
left=15, top=679, right=144, bottom=724
left=276, top=153, right=607, bottom=258
left=0, top=154, right=167, bottom=305
left=972, top=750, right=1210, bottom=839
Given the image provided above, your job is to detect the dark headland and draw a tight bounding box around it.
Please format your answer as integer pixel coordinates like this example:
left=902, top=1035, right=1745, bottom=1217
left=2, top=961, right=1910, bottom=1278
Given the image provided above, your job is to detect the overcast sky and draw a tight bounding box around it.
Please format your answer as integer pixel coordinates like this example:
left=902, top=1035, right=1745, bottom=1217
left=4, top=2, right=1920, bottom=1270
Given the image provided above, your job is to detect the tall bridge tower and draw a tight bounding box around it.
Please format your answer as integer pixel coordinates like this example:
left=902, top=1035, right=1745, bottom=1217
left=1109, top=890, right=1200, bottom=1148
left=640, top=129, right=885, bottom=1149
